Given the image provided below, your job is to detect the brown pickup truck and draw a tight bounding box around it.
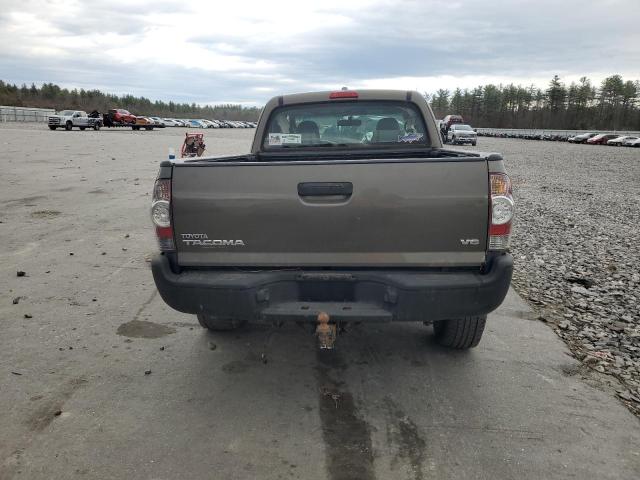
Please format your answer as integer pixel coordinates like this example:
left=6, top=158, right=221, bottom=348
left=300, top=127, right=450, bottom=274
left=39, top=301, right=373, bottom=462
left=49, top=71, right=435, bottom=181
left=150, top=89, right=514, bottom=349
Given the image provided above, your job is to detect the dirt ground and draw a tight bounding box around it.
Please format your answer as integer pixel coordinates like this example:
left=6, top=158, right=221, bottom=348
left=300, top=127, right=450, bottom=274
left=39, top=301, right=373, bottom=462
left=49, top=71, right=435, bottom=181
left=1, top=123, right=639, bottom=480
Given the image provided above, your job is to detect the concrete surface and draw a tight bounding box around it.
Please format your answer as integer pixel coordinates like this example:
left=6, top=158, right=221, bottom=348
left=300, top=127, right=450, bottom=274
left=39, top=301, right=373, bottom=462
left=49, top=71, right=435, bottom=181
left=1, top=124, right=639, bottom=479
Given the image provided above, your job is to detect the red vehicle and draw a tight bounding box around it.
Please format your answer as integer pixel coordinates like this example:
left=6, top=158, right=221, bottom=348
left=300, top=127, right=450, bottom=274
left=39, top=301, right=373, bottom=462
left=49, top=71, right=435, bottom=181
left=109, top=109, right=136, bottom=124
left=442, top=114, right=464, bottom=129
left=587, top=133, right=619, bottom=145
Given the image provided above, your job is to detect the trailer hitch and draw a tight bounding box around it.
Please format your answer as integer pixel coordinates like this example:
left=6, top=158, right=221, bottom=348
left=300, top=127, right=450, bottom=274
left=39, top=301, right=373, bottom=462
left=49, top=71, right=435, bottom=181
left=316, top=311, right=337, bottom=349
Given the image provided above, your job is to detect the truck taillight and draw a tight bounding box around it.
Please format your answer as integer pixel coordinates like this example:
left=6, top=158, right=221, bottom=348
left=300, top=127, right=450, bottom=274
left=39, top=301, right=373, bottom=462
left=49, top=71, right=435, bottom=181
left=329, top=90, right=359, bottom=99
left=489, top=173, right=514, bottom=251
left=151, top=179, right=175, bottom=251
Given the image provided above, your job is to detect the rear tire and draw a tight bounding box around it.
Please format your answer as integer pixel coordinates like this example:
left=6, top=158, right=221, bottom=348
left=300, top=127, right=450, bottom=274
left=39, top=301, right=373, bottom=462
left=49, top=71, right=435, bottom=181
left=79, top=127, right=86, bottom=131
left=65, top=122, right=72, bottom=131
left=197, top=314, right=246, bottom=331
left=433, top=316, right=486, bottom=349
left=93, top=123, right=101, bottom=131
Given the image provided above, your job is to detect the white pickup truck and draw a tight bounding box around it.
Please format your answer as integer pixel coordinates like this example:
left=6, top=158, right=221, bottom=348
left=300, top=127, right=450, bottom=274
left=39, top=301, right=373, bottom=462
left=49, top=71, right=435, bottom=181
left=48, top=110, right=102, bottom=131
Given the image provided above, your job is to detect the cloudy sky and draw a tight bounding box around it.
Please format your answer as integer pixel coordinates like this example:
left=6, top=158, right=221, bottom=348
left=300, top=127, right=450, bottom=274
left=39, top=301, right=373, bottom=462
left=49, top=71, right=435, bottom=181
left=1, top=0, right=639, bottom=105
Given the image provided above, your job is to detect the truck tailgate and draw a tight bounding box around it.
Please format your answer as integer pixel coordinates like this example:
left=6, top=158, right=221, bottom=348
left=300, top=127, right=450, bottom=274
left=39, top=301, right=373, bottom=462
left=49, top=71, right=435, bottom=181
left=171, top=159, right=488, bottom=267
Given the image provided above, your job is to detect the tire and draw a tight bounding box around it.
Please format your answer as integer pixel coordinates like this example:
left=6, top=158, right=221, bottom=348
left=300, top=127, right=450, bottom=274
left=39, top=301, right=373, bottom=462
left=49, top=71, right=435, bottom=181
left=48, top=126, right=57, bottom=130
left=65, top=122, right=72, bottom=131
left=93, top=123, right=101, bottom=131
left=471, top=141, right=477, bottom=146
left=197, top=314, right=246, bottom=331
left=132, top=126, right=140, bottom=131
left=433, top=316, right=486, bottom=349
left=79, top=127, right=86, bottom=131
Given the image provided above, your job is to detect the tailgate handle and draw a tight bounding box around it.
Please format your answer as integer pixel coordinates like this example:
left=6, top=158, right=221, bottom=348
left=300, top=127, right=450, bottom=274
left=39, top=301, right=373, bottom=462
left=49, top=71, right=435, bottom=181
left=298, top=182, right=353, bottom=197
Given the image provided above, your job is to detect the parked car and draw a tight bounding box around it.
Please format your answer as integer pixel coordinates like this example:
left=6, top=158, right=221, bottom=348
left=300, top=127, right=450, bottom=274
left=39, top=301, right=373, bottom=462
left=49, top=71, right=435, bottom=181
left=587, top=134, right=619, bottom=145
left=442, top=114, right=464, bottom=129
left=447, top=124, right=477, bottom=146
left=627, top=138, right=640, bottom=148
left=150, top=89, right=514, bottom=350
left=188, top=120, right=206, bottom=128
left=568, top=133, right=597, bottom=143
left=200, top=119, right=217, bottom=128
left=150, top=117, right=167, bottom=127
left=109, top=109, right=137, bottom=124
left=133, top=116, right=155, bottom=130
left=608, top=135, right=638, bottom=146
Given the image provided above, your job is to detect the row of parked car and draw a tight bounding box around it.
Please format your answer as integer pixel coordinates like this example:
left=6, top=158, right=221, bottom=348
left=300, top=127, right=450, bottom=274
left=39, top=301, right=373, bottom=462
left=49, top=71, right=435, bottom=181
left=103, top=109, right=256, bottom=129
left=477, top=130, right=640, bottom=146
left=155, top=118, right=256, bottom=129
left=566, top=133, right=639, bottom=146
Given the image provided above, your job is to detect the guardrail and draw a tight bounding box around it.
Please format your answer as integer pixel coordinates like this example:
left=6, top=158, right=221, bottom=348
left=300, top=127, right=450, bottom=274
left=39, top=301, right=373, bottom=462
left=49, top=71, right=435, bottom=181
left=0, top=106, right=55, bottom=122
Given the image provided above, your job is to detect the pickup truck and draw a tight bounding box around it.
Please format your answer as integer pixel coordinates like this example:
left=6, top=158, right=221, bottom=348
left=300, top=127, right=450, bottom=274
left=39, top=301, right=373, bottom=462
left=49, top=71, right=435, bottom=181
left=48, top=110, right=102, bottom=131
left=447, top=124, right=478, bottom=146
left=151, top=90, right=514, bottom=349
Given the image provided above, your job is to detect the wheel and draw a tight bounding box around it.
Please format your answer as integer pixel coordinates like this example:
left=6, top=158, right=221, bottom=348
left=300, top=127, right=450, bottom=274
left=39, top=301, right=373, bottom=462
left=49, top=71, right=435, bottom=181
left=471, top=141, right=477, bottom=146
left=48, top=126, right=57, bottom=130
left=132, top=126, right=140, bottom=130
left=433, top=316, right=486, bottom=349
left=79, top=127, right=86, bottom=131
left=65, top=122, right=73, bottom=131
left=93, top=123, right=101, bottom=131
left=197, top=313, right=246, bottom=331
left=145, top=127, right=153, bottom=130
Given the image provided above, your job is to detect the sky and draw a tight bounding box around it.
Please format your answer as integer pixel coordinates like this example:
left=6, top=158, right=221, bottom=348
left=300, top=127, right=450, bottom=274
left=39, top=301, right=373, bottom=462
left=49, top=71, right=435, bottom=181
left=0, top=0, right=639, bottom=106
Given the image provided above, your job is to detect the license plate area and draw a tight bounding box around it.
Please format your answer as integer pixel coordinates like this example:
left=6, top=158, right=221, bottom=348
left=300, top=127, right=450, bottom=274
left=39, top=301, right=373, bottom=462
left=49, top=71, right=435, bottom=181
left=296, top=273, right=355, bottom=302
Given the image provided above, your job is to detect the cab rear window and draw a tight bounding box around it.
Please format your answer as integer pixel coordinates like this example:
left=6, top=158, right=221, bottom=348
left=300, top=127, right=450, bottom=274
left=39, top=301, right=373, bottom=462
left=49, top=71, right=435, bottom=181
left=262, top=101, right=428, bottom=149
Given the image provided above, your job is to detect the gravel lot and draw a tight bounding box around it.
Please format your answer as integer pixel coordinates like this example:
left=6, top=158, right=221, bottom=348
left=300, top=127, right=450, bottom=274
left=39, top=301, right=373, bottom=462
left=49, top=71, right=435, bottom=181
left=1, top=124, right=639, bottom=479
left=459, top=138, right=640, bottom=415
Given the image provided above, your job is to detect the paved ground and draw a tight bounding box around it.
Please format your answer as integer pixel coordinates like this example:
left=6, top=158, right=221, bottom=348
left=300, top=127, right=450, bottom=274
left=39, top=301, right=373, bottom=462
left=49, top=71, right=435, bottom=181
left=1, top=124, right=639, bottom=479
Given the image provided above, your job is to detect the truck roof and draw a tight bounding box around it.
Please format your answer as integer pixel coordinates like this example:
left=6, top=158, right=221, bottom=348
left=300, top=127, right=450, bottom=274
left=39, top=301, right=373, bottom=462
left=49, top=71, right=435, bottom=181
left=266, top=89, right=420, bottom=108
left=253, top=89, right=441, bottom=153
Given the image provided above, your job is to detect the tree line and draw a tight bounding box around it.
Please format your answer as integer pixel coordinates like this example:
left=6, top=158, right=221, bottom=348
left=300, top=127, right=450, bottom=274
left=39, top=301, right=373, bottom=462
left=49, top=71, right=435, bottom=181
left=0, top=80, right=262, bottom=121
left=2, top=75, right=639, bottom=129
left=427, top=75, right=640, bottom=130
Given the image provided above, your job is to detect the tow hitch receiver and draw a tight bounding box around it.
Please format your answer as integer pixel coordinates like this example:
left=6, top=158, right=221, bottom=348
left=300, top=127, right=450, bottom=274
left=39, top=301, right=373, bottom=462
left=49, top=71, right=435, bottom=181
left=316, top=312, right=337, bottom=349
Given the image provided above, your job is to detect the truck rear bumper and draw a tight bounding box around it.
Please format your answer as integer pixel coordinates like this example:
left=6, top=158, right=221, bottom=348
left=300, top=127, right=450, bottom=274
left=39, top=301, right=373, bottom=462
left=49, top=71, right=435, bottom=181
left=151, top=253, right=513, bottom=323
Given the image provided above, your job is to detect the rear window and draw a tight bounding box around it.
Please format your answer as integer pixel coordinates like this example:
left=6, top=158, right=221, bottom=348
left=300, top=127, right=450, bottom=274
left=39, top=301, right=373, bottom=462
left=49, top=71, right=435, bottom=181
left=262, top=101, right=428, bottom=149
